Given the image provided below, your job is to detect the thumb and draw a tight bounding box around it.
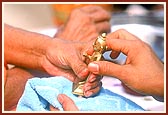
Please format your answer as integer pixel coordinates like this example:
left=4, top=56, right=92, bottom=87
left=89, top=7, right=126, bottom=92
left=57, top=94, right=79, bottom=111
left=88, top=61, right=127, bottom=79
left=70, top=58, right=89, bottom=80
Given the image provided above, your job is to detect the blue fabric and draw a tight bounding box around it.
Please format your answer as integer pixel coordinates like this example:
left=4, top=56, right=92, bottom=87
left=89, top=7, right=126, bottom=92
left=16, top=76, right=145, bottom=111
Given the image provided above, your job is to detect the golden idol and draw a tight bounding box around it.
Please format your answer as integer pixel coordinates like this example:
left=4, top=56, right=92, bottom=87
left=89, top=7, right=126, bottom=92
left=72, top=33, right=107, bottom=96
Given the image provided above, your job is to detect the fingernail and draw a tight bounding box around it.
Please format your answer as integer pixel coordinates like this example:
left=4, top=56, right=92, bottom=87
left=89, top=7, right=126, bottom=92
left=88, top=63, right=99, bottom=73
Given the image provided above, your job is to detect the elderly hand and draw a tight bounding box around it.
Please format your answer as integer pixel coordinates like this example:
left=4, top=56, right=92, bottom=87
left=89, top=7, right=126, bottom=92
left=5, top=24, right=102, bottom=98
left=52, top=5, right=111, bottom=97
left=42, top=38, right=88, bottom=82
left=42, top=38, right=102, bottom=97
left=55, top=5, right=111, bottom=42
left=88, top=29, right=164, bottom=97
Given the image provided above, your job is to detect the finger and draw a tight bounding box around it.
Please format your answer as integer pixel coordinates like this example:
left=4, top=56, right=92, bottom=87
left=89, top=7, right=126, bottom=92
left=84, top=79, right=101, bottom=92
left=106, top=37, right=137, bottom=55
left=66, top=49, right=90, bottom=80
left=88, top=61, right=128, bottom=79
left=70, top=60, right=89, bottom=80
left=110, top=50, right=121, bottom=59
left=81, top=5, right=111, bottom=22
left=84, top=41, right=95, bottom=55
left=87, top=74, right=103, bottom=83
left=57, top=94, right=79, bottom=111
left=106, top=29, right=141, bottom=57
left=42, top=60, right=80, bottom=83
left=107, top=29, right=139, bottom=41
left=90, top=10, right=111, bottom=23
left=95, top=21, right=111, bottom=33
left=83, top=74, right=102, bottom=92
left=49, top=105, right=59, bottom=111
left=59, top=69, right=80, bottom=83
left=80, top=5, right=104, bottom=13
left=84, top=82, right=102, bottom=97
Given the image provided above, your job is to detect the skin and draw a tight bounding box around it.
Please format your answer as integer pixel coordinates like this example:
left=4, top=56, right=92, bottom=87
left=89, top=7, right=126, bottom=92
left=50, top=94, right=79, bottom=111
left=48, top=29, right=164, bottom=111
left=55, top=5, right=111, bottom=42
left=88, top=29, right=164, bottom=100
left=4, top=24, right=90, bottom=111
left=5, top=5, right=164, bottom=110
left=4, top=5, right=111, bottom=111
left=4, top=67, right=33, bottom=111
left=54, top=5, right=111, bottom=97
left=4, top=28, right=163, bottom=111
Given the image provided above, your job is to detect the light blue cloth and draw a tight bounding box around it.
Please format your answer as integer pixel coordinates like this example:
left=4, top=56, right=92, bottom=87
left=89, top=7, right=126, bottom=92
left=16, top=76, right=145, bottom=111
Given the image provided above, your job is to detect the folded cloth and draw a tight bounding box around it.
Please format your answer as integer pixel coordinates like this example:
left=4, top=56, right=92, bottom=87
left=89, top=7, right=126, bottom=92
left=16, top=76, right=144, bottom=111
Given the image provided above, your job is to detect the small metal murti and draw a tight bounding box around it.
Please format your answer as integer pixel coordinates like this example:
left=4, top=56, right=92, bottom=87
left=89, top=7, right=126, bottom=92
left=72, top=33, right=107, bottom=96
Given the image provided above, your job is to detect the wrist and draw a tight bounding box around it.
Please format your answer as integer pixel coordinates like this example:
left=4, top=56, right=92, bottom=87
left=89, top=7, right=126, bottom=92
left=39, top=38, right=62, bottom=75
left=37, top=38, right=56, bottom=72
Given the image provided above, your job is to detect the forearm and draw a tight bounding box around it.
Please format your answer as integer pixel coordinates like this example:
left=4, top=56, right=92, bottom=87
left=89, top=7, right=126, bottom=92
left=4, top=24, right=51, bottom=71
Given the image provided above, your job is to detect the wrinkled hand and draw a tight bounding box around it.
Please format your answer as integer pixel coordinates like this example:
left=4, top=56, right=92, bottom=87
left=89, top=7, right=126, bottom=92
left=55, top=5, right=111, bottom=42
left=50, top=94, right=79, bottom=111
left=50, top=5, right=111, bottom=97
left=42, top=38, right=102, bottom=97
left=88, top=29, right=164, bottom=97
left=42, top=38, right=88, bottom=82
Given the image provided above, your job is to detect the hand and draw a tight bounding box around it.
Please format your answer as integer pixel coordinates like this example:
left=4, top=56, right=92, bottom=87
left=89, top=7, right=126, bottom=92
left=41, top=39, right=102, bottom=97
left=55, top=5, right=111, bottom=42
left=52, top=5, right=110, bottom=97
left=50, top=94, right=79, bottom=111
left=41, top=38, right=89, bottom=82
left=88, top=29, right=164, bottom=97
left=83, top=73, right=103, bottom=97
